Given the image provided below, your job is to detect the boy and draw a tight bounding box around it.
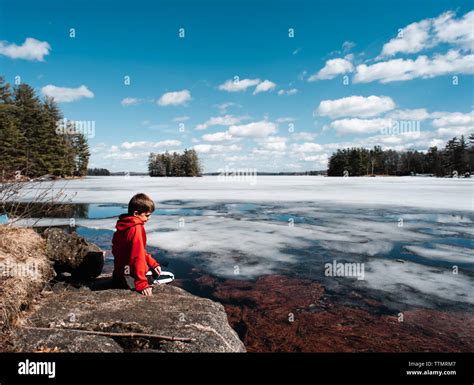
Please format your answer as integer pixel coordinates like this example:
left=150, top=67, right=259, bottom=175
left=112, top=193, right=161, bottom=296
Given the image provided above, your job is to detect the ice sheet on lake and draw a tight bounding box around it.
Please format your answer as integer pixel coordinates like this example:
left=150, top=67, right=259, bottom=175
left=10, top=175, right=474, bottom=211
left=404, top=244, right=473, bottom=264
left=363, top=259, right=473, bottom=306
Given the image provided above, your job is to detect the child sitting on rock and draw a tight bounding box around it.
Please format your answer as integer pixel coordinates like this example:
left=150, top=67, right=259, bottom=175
left=112, top=193, right=161, bottom=296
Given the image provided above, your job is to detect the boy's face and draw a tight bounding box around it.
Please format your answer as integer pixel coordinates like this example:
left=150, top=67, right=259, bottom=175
left=134, top=211, right=152, bottom=223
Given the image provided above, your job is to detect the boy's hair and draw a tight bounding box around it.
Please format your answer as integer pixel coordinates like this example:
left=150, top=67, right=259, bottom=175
left=128, top=193, right=155, bottom=215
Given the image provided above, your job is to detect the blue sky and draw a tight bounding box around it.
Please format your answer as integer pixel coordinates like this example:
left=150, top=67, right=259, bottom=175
left=1, top=0, right=473, bottom=172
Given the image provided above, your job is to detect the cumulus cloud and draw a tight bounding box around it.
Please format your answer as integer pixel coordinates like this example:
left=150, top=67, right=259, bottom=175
left=328, top=118, right=391, bottom=135
left=292, top=142, right=324, bottom=153
left=316, top=95, right=395, bottom=118
left=218, top=78, right=261, bottom=92
left=380, top=10, right=474, bottom=57
left=41, top=85, right=94, bottom=103
left=276, top=117, right=296, bottom=123
left=253, top=80, right=276, bottom=94
left=381, top=19, right=432, bottom=57
left=434, top=10, right=474, bottom=51
left=158, top=89, right=191, bottom=106
left=121, top=97, right=141, bottom=106
left=431, top=110, right=474, bottom=127
left=194, top=144, right=241, bottom=153
left=218, top=78, right=276, bottom=94
left=436, top=126, right=473, bottom=137
left=202, top=131, right=233, bottom=142
left=308, top=58, right=354, bottom=81
left=120, top=140, right=182, bottom=149
left=291, top=132, right=317, bottom=141
left=386, top=109, right=431, bottom=121
left=104, top=151, right=141, bottom=160
left=215, top=102, right=239, bottom=114
left=257, top=136, right=288, bottom=151
left=228, top=120, right=278, bottom=138
left=196, top=114, right=248, bottom=130
left=277, top=88, right=298, bottom=96
left=0, top=37, right=50, bottom=61
left=354, top=50, right=474, bottom=83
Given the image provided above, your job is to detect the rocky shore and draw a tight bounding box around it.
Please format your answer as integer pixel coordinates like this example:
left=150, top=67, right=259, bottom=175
left=0, top=226, right=245, bottom=353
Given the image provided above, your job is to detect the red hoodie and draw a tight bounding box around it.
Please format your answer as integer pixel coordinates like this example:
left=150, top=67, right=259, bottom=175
left=112, top=214, right=159, bottom=292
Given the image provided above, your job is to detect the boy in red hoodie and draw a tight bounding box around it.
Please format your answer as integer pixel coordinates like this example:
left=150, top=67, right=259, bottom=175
left=112, top=193, right=161, bottom=296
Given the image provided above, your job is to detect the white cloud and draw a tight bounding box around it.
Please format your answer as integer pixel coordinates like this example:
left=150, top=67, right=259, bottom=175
left=436, top=126, right=473, bottom=137
left=257, top=136, right=287, bottom=151
left=196, top=114, right=248, bottom=130
left=120, top=140, right=182, bottom=149
left=253, top=80, right=276, bottom=94
left=228, top=120, right=278, bottom=138
left=121, top=97, right=141, bottom=106
left=104, top=151, right=141, bottom=160
left=291, top=132, right=317, bottom=141
left=434, top=10, right=474, bottom=51
left=215, top=102, right=239, bottom=114
left=0, top=37, right=50, bottom=61
left=41, top=85, right=94, bottom=103
left=292, top=142, right=324, bottom=153
left=386, top=109, right=431, bottom=121
left=158, top=89, right=191, bottom=106
left=308, top=58, right=354, bottom=81
left=431, top=111, right=474, bottom=127
left=300, top=154, right=329, bottom=164
left=263, top=142, right=286, bottom=151
left=218, top=78, right=261, bottom=92
left=342, top=41, right=356, bottom=51
left=328, top=118, right=391, bottom=135
left=194, top=144, right=241, bottom=153
left=277, top=88, right=298, bottom=96
left=225, top=155, right=250, bottom=162
left=202, top=131, right=233, bottom=142
left=381, top=19, right=432, bottom=57
left=316, top=95, right=395, bottom=118
left=276, top=117, right=296, bottom=123
left=354, top=50, right=474, bottom=83
left=380, top=10, right=474, bottom=57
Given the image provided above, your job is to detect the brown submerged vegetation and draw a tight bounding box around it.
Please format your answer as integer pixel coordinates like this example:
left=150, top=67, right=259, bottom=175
left=185, top=274, right=474, bottom=352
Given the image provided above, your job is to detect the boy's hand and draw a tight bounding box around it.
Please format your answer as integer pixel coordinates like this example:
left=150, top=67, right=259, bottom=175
left=140, top=287, right=153, bottom=296
left=153, top=265, right=161, bottom=277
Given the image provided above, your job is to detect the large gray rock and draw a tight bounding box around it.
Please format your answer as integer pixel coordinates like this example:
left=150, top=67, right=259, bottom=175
left=16, top=284, right=246, bottom=353
left=43, top=228, right=104, bottom=279
left=13, top=328, right=123, bottom=352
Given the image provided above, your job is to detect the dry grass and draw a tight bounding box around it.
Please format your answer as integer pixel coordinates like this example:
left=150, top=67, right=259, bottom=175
left=0, top=226, right=54, bottom=335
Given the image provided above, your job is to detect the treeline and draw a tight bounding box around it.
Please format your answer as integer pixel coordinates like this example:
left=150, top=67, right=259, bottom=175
left=87, top=168, right=110, bottom=176
left=328, top=135, right=474, bottom=177
left=0, top=77, right=90, bottom=179
left=148, top=149, right=202, bottom=177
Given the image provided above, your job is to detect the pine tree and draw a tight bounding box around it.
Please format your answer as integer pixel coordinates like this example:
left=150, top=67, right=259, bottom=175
left=42, top=97, right=69, bottom=176
left=0, top=77, right=25, bottom=175
left=73, top=132, right=90, bottom=176
left=13, top=84, right=47, bottom=177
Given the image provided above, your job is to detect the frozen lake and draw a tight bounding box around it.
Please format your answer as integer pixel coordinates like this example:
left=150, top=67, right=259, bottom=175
left=10, top=176, right=474, bottom=310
